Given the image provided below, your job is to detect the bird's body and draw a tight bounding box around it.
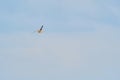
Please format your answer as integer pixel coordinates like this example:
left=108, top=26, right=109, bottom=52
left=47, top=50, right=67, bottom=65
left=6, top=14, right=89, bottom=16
left=37, top=25, right=43, bottom=33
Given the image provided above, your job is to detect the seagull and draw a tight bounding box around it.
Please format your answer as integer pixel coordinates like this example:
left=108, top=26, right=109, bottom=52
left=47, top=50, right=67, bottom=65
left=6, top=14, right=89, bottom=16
left=37, top=25, right=43, bottom=33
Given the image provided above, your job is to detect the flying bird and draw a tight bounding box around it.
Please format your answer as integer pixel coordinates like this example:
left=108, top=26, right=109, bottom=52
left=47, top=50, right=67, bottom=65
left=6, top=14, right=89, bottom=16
left=37, top=25, right=43, bottom=33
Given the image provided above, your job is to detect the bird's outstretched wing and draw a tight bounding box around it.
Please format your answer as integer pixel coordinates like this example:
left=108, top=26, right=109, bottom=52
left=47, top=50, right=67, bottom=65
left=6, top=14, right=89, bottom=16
left=38, top=25, right=43, bottom=33
left=40, top=25, right=43, bottom=30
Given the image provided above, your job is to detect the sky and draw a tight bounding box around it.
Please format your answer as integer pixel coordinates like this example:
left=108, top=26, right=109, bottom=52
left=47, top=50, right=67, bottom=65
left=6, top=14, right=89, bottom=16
left=0, top=0, right=120, bottom=80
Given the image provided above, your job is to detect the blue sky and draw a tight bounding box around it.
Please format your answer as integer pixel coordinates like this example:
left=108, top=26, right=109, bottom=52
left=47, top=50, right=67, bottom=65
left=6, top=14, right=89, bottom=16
left=0, top=0, right=120, bottom=80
